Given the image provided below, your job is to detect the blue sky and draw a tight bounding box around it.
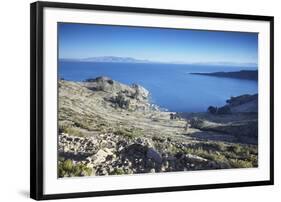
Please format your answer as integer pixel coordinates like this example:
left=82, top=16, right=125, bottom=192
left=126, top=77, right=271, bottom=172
left=58, top=23, right=258, bottom=65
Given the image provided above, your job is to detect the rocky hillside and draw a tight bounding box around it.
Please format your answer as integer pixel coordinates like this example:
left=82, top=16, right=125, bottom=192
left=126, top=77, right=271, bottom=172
left=226, top=94, right=258, bottom=113
left=58, top=77, right=258, bottom=178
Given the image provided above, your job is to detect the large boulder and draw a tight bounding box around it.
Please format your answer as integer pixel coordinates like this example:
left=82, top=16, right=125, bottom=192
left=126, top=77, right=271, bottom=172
left=146, top=148, right=162, bottom=164
left=91, top=149, right=113, bottom=164
left=83, top=76, right=117, bottom=92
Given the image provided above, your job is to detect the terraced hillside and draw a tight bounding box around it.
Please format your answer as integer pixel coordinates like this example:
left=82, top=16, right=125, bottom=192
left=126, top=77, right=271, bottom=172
left=58, top=77, right=258, bottom=178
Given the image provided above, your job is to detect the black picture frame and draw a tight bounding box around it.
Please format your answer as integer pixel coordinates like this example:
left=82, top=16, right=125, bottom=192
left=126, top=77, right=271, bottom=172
left=30, top=1, right=274, bottom=200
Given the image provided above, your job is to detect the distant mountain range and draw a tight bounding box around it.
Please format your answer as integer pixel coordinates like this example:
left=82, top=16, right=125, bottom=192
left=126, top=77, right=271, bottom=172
left=60, top=56, right=151, bottom=63
left=59, top=56, right=257, bottom=67
left=190, top=70, right=258, bottom=81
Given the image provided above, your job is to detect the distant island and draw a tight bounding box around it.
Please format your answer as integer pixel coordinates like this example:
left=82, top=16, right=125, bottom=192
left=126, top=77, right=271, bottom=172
left=190, top=70, right=258, bottom=81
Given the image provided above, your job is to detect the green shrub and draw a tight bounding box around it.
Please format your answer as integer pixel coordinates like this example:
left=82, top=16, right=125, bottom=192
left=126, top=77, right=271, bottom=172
left=63, top=159, right=73, bottom=171
left=110, top=168, right=125, bottom=175
left=227, top=144, right=242, bottom=153
left=58, top=159, right=93, bottom=177
left=152, top=136, right=166, bottom=142
left=229, top=159, right=253, bottom=168
left=179, top=141, right=257, bottom=169
left=113, top=92, right=130, bottom=109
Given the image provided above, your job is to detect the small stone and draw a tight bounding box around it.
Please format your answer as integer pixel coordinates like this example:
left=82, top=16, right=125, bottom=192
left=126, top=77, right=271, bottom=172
left=150, top=168, right=155, bottom=173
left=74, top=137, right=80, bottom=142
left=106, top=155, right=114, bottom=161
left=86, top=157, right=92, bottom=162
left=63, top=146, right=69, bottom=153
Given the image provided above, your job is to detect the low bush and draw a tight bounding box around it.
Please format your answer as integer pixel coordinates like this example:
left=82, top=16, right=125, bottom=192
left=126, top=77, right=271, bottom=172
left=207, top=106, right=217, bottom=114
left=110, top=168, right=125, bottom=175
left=180, top=142, right=257, bottom=169
left=112, top=92, right=131, bottom=109
left=58, top=159, right=92, bottom=177
left=229, top=159, right=253, bottom=168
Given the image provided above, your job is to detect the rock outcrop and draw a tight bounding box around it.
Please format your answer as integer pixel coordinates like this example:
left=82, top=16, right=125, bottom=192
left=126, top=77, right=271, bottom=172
left=58, top=132, right=216, bottom=177
left=227, top=94, right=258, bottom=113
left=207, top=94, right=258, bottom=114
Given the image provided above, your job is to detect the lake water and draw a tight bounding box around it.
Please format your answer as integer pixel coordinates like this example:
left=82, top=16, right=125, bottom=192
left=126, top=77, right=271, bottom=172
left=59, top=61, right=258, bottom=112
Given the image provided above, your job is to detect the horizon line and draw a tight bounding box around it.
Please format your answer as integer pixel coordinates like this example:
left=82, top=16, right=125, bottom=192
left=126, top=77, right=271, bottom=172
left=58, top=56, right=258, bottom=67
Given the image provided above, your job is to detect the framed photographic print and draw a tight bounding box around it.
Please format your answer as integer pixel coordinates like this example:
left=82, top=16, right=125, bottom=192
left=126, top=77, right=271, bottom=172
left=30, top=1, right=274, bottom=200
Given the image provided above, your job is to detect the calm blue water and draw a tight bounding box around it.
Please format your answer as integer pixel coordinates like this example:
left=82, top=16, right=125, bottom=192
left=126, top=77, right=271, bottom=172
left=59, top=61, right=258, bottom=112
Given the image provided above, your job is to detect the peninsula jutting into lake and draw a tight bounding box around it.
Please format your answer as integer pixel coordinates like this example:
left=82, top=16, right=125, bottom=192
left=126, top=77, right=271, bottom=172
left=58, top=22, right=258, bottom=178
left=190, top=70, right=258, bottom=81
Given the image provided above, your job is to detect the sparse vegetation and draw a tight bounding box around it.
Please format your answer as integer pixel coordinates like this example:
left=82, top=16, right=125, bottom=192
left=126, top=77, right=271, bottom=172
left=152, top=135, right=166, bottom=143
left=60, top=126, right=86, bottom=137
left=110, top=168, right=125, bottom=175
left=114, top=127, right=144, bottom=139
left=164, top=141, right=257, bottom=169
left=229, top=159, right=253, bottom=168
left=58, top=159, right=93, bottom=177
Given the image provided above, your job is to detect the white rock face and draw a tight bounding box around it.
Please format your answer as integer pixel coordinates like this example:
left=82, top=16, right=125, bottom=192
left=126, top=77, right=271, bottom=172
left=92, top=149, right=114, bottom=164
left=184, top=154, right=208, bottom=162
